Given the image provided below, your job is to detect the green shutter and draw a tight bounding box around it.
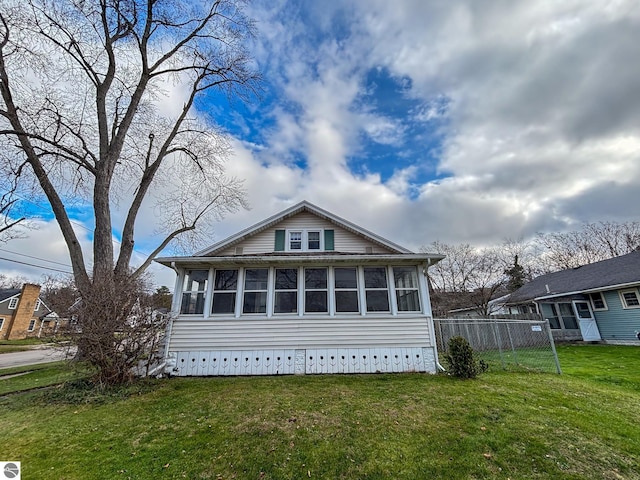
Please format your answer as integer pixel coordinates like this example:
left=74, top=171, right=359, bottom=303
left=275, top=229, right=285, bottom=251
left=324, top=229, right=335, bottom=251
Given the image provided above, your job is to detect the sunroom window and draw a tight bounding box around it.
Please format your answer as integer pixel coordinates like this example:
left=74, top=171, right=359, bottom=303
left=394, top=266, right=421, bottom=312
left=243, top=269, right=269, bottom=314
left=364, top=267, right=390, bottom=312
left=211, top=269, right=238, bottom=314
left=274, top=268, right=298, bottom=314
left=334, top=267, right=359, bottom=313
left=305, top=268, right=328, bottom=313
left=181, top=269, right=208, bottom=314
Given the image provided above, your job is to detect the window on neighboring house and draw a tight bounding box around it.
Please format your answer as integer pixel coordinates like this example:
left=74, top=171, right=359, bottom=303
left=364, top=267, right=390, bottom=312
left=180, top=269, right=208, bottom=314
left=334, top=267, right=359, bottom=313
left=543, top=304, right=561, bottom=329
left=289, top=231, right=302, bottom=250
left=243, top=269, right=269, bottom=314
left=8, top=297, right=18, bottom=309
left=0, top=318, right=4, bottom=330
left=28, top=319, right=36, bottom=331
left=393, top=266, right=421, bottom=312
left=274, top=268, right=298, bottom=314
left=589, top=292, right=607, bottom=310
left=305, top=268, right=328, bottom=313
left=34, top=299, right=41, bottom=311
left=558, top=303, right=578, bottom=329
left=211, top=269, right=238, bottom=314
left=620, top=289, right=640, bottom=309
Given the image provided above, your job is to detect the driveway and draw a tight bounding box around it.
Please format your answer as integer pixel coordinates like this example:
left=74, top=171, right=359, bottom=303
left=0, top=348, right=72, bottom=369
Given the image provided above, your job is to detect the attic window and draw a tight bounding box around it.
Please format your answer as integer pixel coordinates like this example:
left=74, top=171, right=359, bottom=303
left=34, top=299, right=41, bottom=311
left=286, top=230, right=324, bottom=252
left=8, top=297, right=18, bottom=309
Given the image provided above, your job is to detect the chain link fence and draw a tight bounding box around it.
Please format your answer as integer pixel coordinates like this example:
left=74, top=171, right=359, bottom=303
left=434, top=318, right=562, bottom=374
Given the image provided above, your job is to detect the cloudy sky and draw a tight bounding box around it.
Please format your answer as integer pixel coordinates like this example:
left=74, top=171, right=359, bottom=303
left=2, top=0, right=640, bottom=288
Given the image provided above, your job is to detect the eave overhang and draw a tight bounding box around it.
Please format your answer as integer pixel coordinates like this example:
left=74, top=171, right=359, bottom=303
left=155, top=253, right=445, bottom=269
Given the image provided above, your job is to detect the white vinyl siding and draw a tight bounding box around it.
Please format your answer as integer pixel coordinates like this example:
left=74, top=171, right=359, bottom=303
left=216, top=212, right=394, bottom=255
left=168, top=316, right=432, bottom=351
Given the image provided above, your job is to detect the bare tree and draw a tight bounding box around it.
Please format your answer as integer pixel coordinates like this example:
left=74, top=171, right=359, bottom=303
left=423, top=242, right=506, bottom=316
left=536, top=221, right=640, bottom=271
left=0, top=0, right=258, bottom=384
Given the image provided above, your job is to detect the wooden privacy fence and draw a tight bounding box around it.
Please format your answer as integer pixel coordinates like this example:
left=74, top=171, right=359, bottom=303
left=434, top=318, right=562, bottom=374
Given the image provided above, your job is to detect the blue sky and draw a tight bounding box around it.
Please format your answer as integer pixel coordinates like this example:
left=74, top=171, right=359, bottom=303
left=2, top=0, right=640, bottom=287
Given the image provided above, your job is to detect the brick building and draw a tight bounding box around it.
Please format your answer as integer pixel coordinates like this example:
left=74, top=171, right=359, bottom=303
left=0, top=284, right=58, bottom=340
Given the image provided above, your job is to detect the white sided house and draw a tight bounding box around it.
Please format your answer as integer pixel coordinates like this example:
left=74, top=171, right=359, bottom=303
left=155, top=201, right=444, bottom=376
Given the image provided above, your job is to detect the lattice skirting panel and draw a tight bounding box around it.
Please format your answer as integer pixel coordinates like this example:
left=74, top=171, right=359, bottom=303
left=166, top=347, right=437, bottom=376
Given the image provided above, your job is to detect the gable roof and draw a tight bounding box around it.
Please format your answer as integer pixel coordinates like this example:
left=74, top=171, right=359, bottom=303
left=507, top=249, right=640, bottom=303
left=195, top=200, right=413, bottom=256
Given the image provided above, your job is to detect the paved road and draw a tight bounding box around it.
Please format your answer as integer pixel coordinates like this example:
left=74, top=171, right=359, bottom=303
left=0, top=348, right=71, bottom=369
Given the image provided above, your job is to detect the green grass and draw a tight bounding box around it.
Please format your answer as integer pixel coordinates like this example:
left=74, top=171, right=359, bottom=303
left=0, top=345, right=639, bottom=479
left=0, top=362, right=86, bottom=395
left=0, top=337, right=52, bottom=353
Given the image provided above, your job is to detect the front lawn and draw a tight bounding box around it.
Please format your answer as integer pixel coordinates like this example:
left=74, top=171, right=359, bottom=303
left=0, top=344, right=638, bottom=479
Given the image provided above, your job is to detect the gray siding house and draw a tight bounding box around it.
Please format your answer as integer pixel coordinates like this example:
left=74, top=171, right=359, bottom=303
left=155, top=201, right=444, bottom=376
left=506, top=250, right=640, bottom=344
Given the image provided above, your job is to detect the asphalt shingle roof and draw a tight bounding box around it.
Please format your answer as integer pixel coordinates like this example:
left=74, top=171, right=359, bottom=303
left=507, top=249, right=640, bottom=303
left=0, top=288, right=21, bottom=303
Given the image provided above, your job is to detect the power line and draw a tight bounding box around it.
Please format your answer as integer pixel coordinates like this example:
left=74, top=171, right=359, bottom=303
left=0, top=255, right=73, bottom=274
left=0, top=247, right=72, bottom=268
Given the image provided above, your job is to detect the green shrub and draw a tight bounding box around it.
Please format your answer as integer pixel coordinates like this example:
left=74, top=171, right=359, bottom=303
left=444, top=336, right=488, bottom=379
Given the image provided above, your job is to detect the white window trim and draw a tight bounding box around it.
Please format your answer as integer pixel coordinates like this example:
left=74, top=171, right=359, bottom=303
left=619, top=289, right=640, bottom=309
left=589, top=292, right=608, bottom=311
left=285, top=229, right=324, bottom=252
left=34, top=299, right=42, bottom=311
left=0, top=317, right=4, bottom=330
left=8, top=297, right=18, bottom=309
left=28, top=319, right=36, bottom=332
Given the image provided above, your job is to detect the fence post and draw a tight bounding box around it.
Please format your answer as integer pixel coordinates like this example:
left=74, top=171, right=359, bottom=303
left=545, top=319, right=562, bottom=374
left=506, top=323, right=519, bottom=366
left=492, top=320, right=506, bottom=370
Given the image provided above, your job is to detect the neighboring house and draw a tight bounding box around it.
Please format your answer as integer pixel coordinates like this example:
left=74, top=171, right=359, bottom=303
left=155, top=201, right=445, bottom=376
left=506, top=250, right=640, bottom=344
left=0, top=284, right=59, bottom=340
left=447, top=293, right=537, bottom=318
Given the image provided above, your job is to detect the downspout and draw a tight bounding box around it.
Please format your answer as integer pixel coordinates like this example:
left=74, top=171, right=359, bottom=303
left=161, top=262, right=181, bottom=375
left=424, top=259, right=446, bottom=373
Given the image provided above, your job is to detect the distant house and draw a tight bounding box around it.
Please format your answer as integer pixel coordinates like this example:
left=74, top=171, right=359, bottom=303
left=0, top=284, right=59, bottom=340
left=155, top=201, right=445, bottom=376
left=506, top=250, right=640, bottom=344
